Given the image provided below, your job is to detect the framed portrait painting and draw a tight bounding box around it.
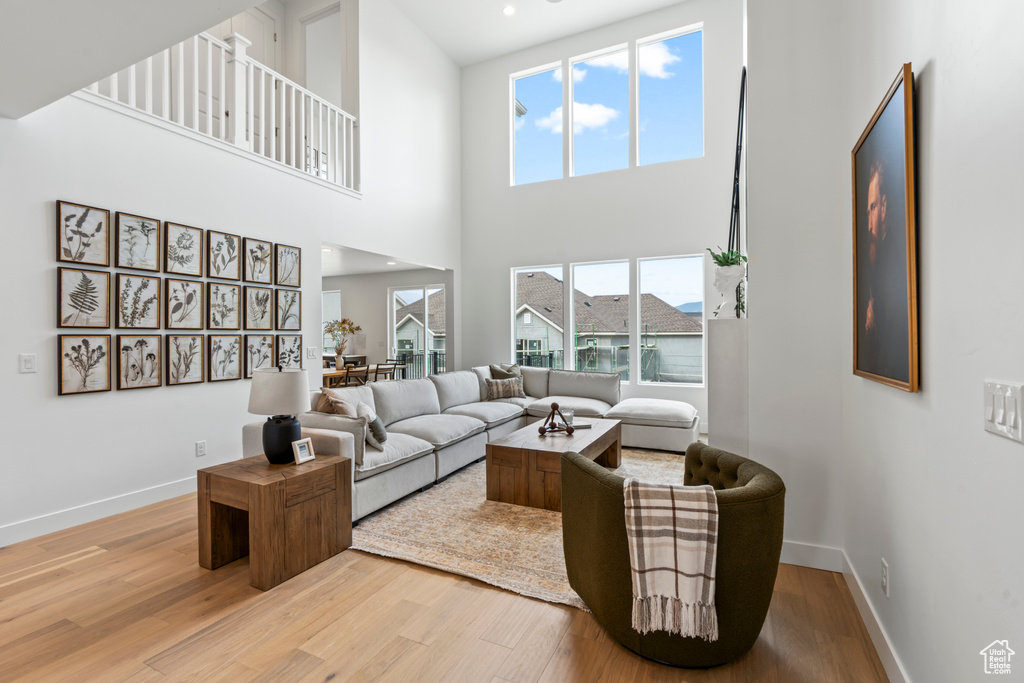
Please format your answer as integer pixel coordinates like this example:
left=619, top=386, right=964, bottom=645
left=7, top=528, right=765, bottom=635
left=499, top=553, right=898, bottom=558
left=852, top=63, right=919, bottom=392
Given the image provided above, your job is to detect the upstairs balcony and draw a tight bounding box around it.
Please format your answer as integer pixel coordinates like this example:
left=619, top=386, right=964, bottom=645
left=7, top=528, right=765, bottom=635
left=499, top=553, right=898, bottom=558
left=81, top=31, right=358, bottom=194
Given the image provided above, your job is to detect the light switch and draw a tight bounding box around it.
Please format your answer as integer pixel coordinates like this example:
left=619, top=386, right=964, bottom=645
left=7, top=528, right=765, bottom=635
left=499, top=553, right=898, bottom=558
left=306, top=346, right=317, bottom=359
left=995, top=394, right=1006, bottom=425
left=19, top=353, right=36, bottom=373
left=1007, top=396, right=1017, bottom=428
left=984, top=381, right=1024, bottom=444
left=985, top=392, right=995, bottom=421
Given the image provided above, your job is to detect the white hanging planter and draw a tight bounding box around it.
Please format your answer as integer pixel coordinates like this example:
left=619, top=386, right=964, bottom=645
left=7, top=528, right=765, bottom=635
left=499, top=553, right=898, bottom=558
left=713, top=264, right=746, bottom=318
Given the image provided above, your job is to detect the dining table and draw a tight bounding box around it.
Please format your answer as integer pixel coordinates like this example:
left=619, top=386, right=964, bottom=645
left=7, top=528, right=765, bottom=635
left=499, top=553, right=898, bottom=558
left=322, top=363, right=407, bottom=388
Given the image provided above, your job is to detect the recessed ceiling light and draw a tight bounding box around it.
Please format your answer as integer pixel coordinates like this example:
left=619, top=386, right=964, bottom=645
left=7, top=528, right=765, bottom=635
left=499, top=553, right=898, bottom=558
left=387, top=261, right=397, bottom=266
left=547, top=0, right=561, bottom=3
left=503, top=6, right=515, bottom=16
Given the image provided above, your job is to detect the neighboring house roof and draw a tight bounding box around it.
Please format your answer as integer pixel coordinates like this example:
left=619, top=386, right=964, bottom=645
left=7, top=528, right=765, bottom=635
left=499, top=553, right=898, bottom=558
left=515, top=271, right=702, bottom=335
left=395, top=290, right=446, bottom=334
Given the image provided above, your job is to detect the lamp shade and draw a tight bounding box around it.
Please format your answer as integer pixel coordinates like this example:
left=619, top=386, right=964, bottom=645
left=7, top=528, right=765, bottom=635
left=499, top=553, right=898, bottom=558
left=248, top=368, right=310, bottom=416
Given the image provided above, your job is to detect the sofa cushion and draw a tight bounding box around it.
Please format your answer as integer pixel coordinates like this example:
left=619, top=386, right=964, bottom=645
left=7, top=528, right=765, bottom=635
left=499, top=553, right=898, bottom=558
left=485, top=377, right=526, bottom=400
left=315, top=388, right=359, bottom=416
left=428, top=371, right=482, bottom=412
left=310, top=385, right=374, bottom=413
left=357, top=402, right=388, bottom=449
left=370, top=378, right=440, bottom=426
left=548, top=369, right=620, bottom=405
left=387, top=414, right=486, bottom=449
left=490, top=363, right=522, bottom=379
left=354, top=433, right=434, bottom=482
left=471, top=366, right=492, bottom=401
left=521, top=366, right=550, bottom=398
left=489, top=395, right=538, bottom=410
left=605, top=398, right=698, bottom=429
left=526, top=395, right=613, bottom=418
left=443, top=401, right=524, bottom=428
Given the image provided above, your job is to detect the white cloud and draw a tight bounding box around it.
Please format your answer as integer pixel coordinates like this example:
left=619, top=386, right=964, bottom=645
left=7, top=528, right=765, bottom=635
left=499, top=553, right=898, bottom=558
left=535, top=102, right=621, bottom=135
left=587, top=51, right=628, bottom=74
left=553, top=68, right=587, bottom=83
left=637, top=41, right=681, bottom=78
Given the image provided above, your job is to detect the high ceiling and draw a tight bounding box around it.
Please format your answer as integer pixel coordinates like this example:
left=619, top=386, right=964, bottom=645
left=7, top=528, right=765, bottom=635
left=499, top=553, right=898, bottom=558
left=389, top=0, right=688, bottom=66
left=321, top=244, right=436, bottom=278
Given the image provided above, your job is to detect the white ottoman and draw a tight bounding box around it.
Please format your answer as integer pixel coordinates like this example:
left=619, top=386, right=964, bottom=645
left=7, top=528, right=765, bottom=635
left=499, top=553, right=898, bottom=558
left=604, top=398, right=700, bottom=452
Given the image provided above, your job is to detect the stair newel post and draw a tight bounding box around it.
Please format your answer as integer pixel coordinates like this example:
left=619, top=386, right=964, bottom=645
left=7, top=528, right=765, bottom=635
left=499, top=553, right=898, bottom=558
left=225, top=33, right=253, bottom=151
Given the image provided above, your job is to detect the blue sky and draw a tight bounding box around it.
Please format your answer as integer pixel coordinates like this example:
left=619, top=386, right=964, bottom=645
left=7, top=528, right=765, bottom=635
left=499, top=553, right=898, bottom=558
left=514, top=30, right=703, bottom=185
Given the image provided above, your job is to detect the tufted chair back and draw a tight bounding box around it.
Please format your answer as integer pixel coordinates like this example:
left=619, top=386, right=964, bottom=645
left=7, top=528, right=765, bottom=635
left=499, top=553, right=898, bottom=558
left=561, top=442, right=785, bottom=667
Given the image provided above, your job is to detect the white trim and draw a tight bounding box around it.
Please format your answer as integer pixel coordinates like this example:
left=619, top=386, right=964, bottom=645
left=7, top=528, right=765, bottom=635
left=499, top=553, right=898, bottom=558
left=0, top=476, right=197, bottom=547
left=636, top=21, right=704, bottom=49
left=781, top=540, right=845, bottom=572
left=72, top=90, right=361, bottom=200
left=843, top=551, right=912, bottom=683
left=509, top=61, right=562, bottom=187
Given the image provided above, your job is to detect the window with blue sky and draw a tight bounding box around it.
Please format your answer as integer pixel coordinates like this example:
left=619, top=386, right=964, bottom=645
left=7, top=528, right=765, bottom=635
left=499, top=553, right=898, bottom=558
left=511, top=25, right=703, bottom=185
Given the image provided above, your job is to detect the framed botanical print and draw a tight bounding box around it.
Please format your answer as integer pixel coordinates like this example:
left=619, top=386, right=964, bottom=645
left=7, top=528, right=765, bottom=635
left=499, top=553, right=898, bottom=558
left=276, top=334, right=303, bottom=369
left=166, top=334, right=204, bottom=385
left=243, top=237, right=273, bottom=284
left=164, top=222, right=203, bottom=277
left=275, top=244, right=301, bottom=287
left=57, top=200, right=109, bottom=267
left=209, top=334, right=242, bottom=381
left=208, top=282, right=240, bottom=330
left=115, top=212, right=160, bottom=271
left=166, top=278, right=203, bottom=330
left=115, top=274, right=160, bottom=329
left=244, top=286, right=273, bottom=330
left=276, top=289, right=301, bottom=330
left=59, top=335, right=112, bottom=395
left=207, top=230, right=241, bottom=280
left=116, top=335, right=162, bottom=389
left=852, top=63, right=919, bottom=392
left=58, top=267, right=110, bottom=328
left=245, top=334, right=274, bottom=378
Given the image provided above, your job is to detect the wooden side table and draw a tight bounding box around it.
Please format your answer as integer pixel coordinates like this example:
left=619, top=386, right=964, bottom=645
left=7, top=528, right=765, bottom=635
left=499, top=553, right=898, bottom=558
left=197, top=454, right=352, bottom=590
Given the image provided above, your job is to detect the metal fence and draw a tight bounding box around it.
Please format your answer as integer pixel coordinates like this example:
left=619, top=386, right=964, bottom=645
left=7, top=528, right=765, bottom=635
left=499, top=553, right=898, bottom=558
left=515, top=350, right=564, bottom=369
left=393, top=351, right=446, bottom=379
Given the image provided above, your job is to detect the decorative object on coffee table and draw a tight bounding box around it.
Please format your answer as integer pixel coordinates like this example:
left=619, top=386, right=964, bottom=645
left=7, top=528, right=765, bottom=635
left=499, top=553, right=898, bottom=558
left=539, top=401, right=575, bottom=435
left=248, top=366, right=310, bottom=464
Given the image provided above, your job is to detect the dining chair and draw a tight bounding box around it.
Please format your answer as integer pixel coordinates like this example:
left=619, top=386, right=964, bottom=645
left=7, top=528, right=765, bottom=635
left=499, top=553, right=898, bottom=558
left=373, top=363, right=397, bottom=382
left=344, top=366, right=369, bottom=386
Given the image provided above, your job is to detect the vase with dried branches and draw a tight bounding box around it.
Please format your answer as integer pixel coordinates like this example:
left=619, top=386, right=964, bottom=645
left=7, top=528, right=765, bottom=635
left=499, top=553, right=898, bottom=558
left=323, top=318, right=361, bottom=365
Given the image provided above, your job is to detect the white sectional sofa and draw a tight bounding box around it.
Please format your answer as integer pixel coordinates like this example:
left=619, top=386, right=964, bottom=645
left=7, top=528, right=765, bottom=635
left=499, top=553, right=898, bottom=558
left=242, top=366, right=699, bottom=521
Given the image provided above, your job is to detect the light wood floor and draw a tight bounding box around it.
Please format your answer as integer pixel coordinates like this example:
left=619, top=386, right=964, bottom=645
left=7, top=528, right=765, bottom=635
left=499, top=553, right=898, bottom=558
left=0, top=494, right=888, bottom=682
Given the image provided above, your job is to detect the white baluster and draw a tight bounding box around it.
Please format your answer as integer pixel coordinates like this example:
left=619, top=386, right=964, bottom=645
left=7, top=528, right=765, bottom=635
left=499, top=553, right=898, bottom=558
left=205, top=39, right=212, bottom=135
left=127, top=65, right=136, bottom=108
left=144, top=57, right=153, bottom=113
left=299, top=92, right=306, bottom=173
left=175, top=42, right=184, bottom=124
left=162, top=49, right=170, bottom=119
left=218, top=45, right=226, bottom=140
left=224, top=33, right=252, bottom=149
left=289, top=86, right=296, bottom=168
left=110, top=71, right=119, bottom=103
left=191, top=37, right=199, bottom=131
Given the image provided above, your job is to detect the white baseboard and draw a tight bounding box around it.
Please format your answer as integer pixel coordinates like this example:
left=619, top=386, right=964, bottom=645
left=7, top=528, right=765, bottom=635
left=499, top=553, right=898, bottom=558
left=842, top=552, right=911, bottom=683
left=0, top=477, right=197, bottom=547
left=781, top=540, right=845, bottom=572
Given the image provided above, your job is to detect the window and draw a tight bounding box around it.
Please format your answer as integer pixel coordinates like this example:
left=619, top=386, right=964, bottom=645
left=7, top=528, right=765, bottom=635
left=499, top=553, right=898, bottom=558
left=571, top=47, right=629, bottom=177
left=513, top=266, right=564, bottom=368
left=637, top=27, right=703, bottom=166
left=572, top=261, right=629, bottom=380
left=512, top=65, right=563, bottom=185
left=638, top=256, right=704, bottom=384
left=322, top=290, right=340, bottom=350
left=391, top=286, right=445, bottom=377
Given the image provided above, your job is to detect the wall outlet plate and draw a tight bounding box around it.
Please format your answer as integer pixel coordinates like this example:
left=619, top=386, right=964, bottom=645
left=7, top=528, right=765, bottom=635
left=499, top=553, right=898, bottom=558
left=195, top=440, right=207, bottom=457
left=984, top=381, right=1024, bottom=443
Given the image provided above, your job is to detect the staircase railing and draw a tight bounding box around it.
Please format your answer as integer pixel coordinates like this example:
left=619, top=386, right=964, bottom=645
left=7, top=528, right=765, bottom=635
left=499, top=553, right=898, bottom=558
left=85, top=32, right=358, bottom=192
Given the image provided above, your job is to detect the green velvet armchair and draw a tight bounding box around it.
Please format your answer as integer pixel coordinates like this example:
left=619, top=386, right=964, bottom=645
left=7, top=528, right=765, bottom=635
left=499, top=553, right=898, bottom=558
left=561, top=442, right=785, bottom=667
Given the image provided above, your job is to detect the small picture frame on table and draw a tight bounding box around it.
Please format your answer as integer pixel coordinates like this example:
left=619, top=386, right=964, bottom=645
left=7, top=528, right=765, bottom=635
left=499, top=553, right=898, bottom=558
left=292, top=437, right=315, bottom=464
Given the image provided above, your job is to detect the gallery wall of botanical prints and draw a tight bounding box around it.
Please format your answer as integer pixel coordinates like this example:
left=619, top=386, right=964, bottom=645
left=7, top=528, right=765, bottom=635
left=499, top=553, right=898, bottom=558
left=56, top=200, right=304, bottom=395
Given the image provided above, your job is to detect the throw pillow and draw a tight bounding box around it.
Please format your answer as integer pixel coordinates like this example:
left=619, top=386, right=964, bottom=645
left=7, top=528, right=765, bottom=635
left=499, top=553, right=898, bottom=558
left=357, top=402, right=388, bottom=450
left=490, top=363, right=522, bottom=380
left=486, top=377, right=526, bottom=400
left=314, top=389, right=358, bottom=417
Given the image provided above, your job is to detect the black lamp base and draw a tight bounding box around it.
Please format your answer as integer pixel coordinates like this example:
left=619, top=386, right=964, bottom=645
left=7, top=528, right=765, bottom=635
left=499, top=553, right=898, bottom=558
left=263, top=415, right=300, bottom=464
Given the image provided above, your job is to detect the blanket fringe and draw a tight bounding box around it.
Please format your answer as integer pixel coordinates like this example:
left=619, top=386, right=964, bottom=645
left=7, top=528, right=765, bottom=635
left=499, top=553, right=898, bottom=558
left=631, top=596, right=719, bottom=641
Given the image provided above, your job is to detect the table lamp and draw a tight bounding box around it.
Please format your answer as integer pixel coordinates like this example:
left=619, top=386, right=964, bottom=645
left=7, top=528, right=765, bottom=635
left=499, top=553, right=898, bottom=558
left=248, top=366, right=310, bottom=464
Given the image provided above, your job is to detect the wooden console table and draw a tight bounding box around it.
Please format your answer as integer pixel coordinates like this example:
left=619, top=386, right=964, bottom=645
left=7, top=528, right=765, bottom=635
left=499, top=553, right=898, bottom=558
left=197, top=454, right=352, bottom=590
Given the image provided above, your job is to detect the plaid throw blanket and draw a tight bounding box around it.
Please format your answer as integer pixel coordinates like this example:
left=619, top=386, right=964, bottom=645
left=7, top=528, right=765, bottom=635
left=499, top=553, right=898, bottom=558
left=623, top=478, right=719, bottom=640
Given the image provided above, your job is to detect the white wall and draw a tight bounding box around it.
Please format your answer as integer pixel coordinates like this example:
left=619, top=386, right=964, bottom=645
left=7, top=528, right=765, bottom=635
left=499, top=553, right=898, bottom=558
left=837, top=1, right=1024, bottom=681
left=0, top=0, right=461, bottom=545
left=459, top=0, right=745, bottom=426
left=305, top=7, right=343, bottom=108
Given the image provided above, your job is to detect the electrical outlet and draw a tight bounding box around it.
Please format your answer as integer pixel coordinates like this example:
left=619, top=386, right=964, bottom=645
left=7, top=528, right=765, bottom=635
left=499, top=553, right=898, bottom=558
left=881, top=558, right=889, bottom=598
left=195, top=440, right=207, bottom=457
left=19, top=353, right=37, bottom=373
left=306, top=346, right=317, bottom=359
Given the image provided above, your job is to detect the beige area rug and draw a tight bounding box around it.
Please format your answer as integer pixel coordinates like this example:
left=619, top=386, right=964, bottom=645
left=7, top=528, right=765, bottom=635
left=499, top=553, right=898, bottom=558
left=351, top=449, right=689, bottom=611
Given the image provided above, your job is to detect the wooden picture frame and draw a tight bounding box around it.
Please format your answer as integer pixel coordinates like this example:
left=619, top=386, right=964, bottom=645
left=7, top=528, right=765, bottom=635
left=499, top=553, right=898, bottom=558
left=209, top=334, right=242, bottom=381
left=166, top=334, right=205, bottom=385
left=244, top=286, right=274, bottom=330
left=207, top=230, right=241, bottom=281
left=59, top=334, right=112, bottom=395
left=58, top=267, right=110, bottom=328
left=208, top=282, right=241, bottom=330
left=276, top=334, right=303, bottom=369
left=245, top=334, right=274, bottom=378
left=166, top=278, right=204, bottom=330
left=275, top=244, right=301, bottom=287
left=275, top=289, right=301, bottom=330
left=164, top=222, right=203, bottom=277
left=115, top=212, right=160, bottom=272
left=243, top=237, right=273, bottom=284
left=292, top=437, right=315, bottom=464
left=116, top=335, right=162, bottom=389
left=115, top=274, right=160, bottom=329
left=57, top=200, right=109, bottom=267
left=852, top=63, right=919, bottom=392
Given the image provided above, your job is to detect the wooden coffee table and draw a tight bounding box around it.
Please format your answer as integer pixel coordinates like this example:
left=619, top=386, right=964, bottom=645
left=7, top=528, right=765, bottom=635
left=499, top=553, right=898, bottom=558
left=486, top=418, right=621, bottom=512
